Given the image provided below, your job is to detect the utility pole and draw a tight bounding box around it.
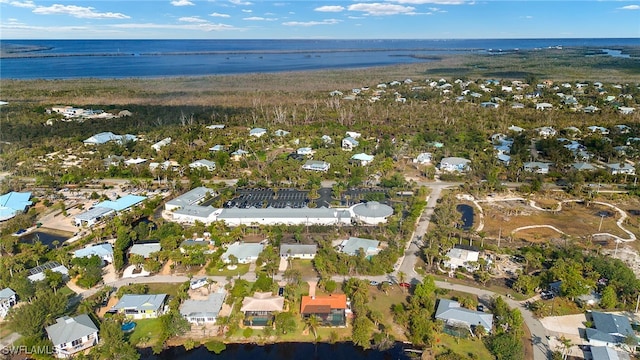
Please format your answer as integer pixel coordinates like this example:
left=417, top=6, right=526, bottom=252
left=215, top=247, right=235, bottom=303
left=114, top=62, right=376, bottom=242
left=497, top=227, right=502, bottom=248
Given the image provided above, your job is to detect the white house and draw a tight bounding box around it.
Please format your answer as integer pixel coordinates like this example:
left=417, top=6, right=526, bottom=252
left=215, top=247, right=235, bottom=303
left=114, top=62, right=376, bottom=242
left=231, top=149, right=249, bottom=161
left=321, top=135, right=333, bottom=144
left=443, top=246, right=480, bottom=271
left=536, top=102, right=553, bottom=111
left=413, top=152, right=432, bottom=165
left=302, top=160, right=330, bottom=172
left=606, top=163, right=636, bottom=175
left=342, top=137, right=359, bottom=151
left=151, top=137, right=171, bottom=152
left=46, top=315, right=99, bottom=358
left=345, top=131, right=361, bottom=139
left=189, top=159, right=216, bottom=172
left=249, top=128, right=267, bottom=137
left=274, top=129, right=290, bottom=137
left=0, top=288, right=16, bottom=318
left=351, top=201, right=394, bottom=225
left=222, top=243, right=264, bottom=264
left=280, top=244, right=317, bottom=260
left=587, top=126, right=609, bottom=135
left=297, top=147, right=314, bottom=156
left=180, top=291, right=226, bottom=324
left=619, top=107, right=635, bottom=115
left=165, top=186, right=214, bottom=211
left=537, top=126, right=557, bottom=138
left=27, top=261, right=69, bottom=282
left=351, top=153, right=374, bottom=166
left=73, top=243, right=114, bottom=264
left=523, top=162, right=552, bottom=174
left=439, top=157, right=471, bottom=172
left=129, top=243, right=161, bottom=259
left=209, top=145, right=224, bottom=152
left=339, top=237, right=381, bottom=257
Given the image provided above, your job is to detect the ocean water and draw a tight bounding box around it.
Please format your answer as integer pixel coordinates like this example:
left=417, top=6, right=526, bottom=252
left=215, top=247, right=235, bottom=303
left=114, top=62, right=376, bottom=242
left=0, top=38, right=637, bottom=79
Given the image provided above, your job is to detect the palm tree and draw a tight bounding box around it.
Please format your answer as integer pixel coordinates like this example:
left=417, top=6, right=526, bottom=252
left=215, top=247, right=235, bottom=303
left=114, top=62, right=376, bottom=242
left=304, top=315, right=321, bottom=341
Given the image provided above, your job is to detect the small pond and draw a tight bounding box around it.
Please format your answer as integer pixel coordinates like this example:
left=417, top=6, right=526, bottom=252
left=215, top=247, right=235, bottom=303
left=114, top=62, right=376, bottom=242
left=20, top=230, right=72, bottom=248
left=456, top=204, right=474, bottom=230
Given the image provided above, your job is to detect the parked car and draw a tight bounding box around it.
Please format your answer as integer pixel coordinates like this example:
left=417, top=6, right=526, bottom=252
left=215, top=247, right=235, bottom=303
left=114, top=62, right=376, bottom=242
left=541, top=291, right=555, bottom=300
left=190, top=278, right=207, bottom=290
left=369, top=281, right=380, bottom=286
left=399, top=282, right=411, bottom=288
left=477, top=304, right=484, bottom=312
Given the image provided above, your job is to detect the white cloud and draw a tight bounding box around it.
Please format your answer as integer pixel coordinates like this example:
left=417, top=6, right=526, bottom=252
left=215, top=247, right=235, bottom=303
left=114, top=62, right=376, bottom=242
left=230, top=0, right=252, bottom=5
left=315, top=5, right=345, bottom=12
left=282, top=19, right=340, bottom=26
left=209, top=12, right=231, bottom=17
left=112, top=22, right=237, bottom=31
left=348, top=15, right=364, bottom=19
left=242, top=9, right=252, bottom=12
left=348, top=3, right=415, bottom=15
left=243, top=16, right=277, bottom=21
left=170, top=0, right=195, bottom=6
left=618, top=4, right=639, bottom=10
left=388, top=0, right=465, bottom=3
left=179, top=16, right=207, bottom=23
left=9, top=0, right=36, bottom=8
left=33, top=4, right=130, bottom=19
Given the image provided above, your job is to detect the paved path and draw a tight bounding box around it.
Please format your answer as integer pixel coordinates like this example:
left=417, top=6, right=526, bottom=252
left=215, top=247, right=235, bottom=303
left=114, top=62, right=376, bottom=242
left=0, top=332, right=21, bottom=350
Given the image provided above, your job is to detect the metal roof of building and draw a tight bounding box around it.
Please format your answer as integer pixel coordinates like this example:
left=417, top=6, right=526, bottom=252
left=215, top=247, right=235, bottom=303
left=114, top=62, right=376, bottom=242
left=180, top=292, right=226, bottom=319
left=166, top=187, right=213, bottom=208
left=0, top=288, right=15, bottom=300
left=222, top=243, right=264, bottom=262
left=74, top=207, right=115, bottom=221
left=592, top=311, right=634, bottom=336
left=218, top=207, right=346, bottom=220
left=173, top=205, right=217, bottom=218
left=435, top=299, right=493, bottom=331
left=74, top=243, right=113, bottom=259
left=111, top=294, right=167, bottom=312
left=0, top=191, right=32, bottom=221
left=96, top=194, right=146, bottom=212
left=46, top=315, right=98, bottom=347
left=280, top=244, right=317, bottom=257
left=340, top=237, right=379, bottom=256
left=129, top=243, right=161, bottom=258
left=351, top=201, right=393, bottom=218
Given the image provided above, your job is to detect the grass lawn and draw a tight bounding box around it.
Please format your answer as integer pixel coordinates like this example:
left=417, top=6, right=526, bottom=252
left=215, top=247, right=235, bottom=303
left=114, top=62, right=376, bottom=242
left=207, top=263, right=250, bottom=277
left=367, top=286, right=408, bottom=341
left=128, top=318, right=164, bottom=348
left=59, top=285, right=76, bottom=298
left=432, top=333, right=493, bottom=360
left=290, top=259, right=319, bottom=279
left=146, top=283, right=181, bottom=297
left=0, top=323, right=13, bottom=338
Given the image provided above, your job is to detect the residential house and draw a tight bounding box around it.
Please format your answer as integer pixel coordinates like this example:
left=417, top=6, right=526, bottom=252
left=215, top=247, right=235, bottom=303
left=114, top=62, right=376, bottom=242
left=297, top=147, right=314, bottom=156
left=129, top=243, right=161, bottom=259
left=83, top=132, right=136, bottom=145
left=537, top=126, right=557, bottom=138
left=249, top=128, right=267, bottom=138
left=586, top=311, right=636, bottom=348
left=536, top=102, right=553, bottom=111
left=73, top=243, right=114, bottom=264
left=0, top=191, right=32, bottom=221
left=240, top=292, right=285, bottom=326
left=439, top=157, right=471, bottom=172
left=110, top=294, right=167, bottom=319
left=93, top=194, right=147, bottom=213
left=619, top=107, right=635, bottom=115
left=351, top=153, right=374, bottom=166
left=103, top=155, right=124, bottom=168
left=180, top=290, right=226, bottom=324
left=342, top=137, right=359, bottom=151
left=221, top=242, right=264, bottom=264
left=280, top=244, right=317, bottom=260
left=151, top=137, right=171, bottom=152
left=523, top=162, right=552, bottom=174
left=606, top=163, right=636, bottom=175
left=124, top=158, right=147, bottom=166
left=231, top=149, right=249, bottom=161
left=302, top=160, right=330, bottom=172
left=572, top=162, right=596, bottom=172
left=46, top=315, right=99, bottom=358
left=511, top=103, right=525, bottom=109
left=339, top=237, right=381, bottom=257
left=321, top=135, right=333, bottom=144
left=274, top=129, right=290, bottom=137
left=614, top=125, right=631, bottom=134
left=413, top=152, right=432, bottom=165
left=209, top=145, right=224, bottom=152
left=588, top=126, right=610, bottom=135
left=300, top=294, right=348, bottom=326
left=346, top=131, right=362, bottom=139
left=206, top=124, right=225, bottom=129
left=590, top=346, right=630, bottom=360
left=480, top=102, right=499, bottom=109
left=508, top=125, right=525, bottom=133
left=435, top=299, right=493, bottom=336
left=0, top=288, right=16, bottom=318
left=27, top=261, right=69, bottom=282
left=443, top=246, right=480, bottom=271
left=189, top=159, right=216, bottom=172
left=329, top=90, right=343, bottom=97
left=583, top=105, right=601, bottom=113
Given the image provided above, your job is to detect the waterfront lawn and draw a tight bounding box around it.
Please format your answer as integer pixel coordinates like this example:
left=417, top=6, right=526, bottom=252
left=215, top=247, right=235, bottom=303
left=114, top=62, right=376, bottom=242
left=206, top=263, right=250, bottom=277
left=128, top=318, right=164, bottom=348
left=146, top=283, right=181, bottom=298
left=433, top=333, right=493, bottom=360
left=368, top=286, right=408, bottom=341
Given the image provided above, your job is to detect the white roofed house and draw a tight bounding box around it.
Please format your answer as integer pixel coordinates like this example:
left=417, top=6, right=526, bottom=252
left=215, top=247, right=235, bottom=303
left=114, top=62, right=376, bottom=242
left=0, top=288, right=16, bottom=318
left=189, top=159, right=216, bottom=172
left=165, top=186, right=215, bottom=211
left=439, top=157, right=471, bottom=173
left=222, top=242, right=265, bottom=264
left=280, top=244, right=317, bottom=260
left=523, top=162, right=552, bottom=174
left=241, top=292, right=285, bottom=327
left=619, top=107, right=635, bottom=115
left=46, top=314, right=99, bottom=358
left=151, top=137, right=171, bottom=152
left=249, top=128, right=267, bottom=138
left=297, top=147, right=314, bottom=156
left=444, top=246, right=480, bottom=271
left=128, top=243, right=161, bottom=259
left=83, top=132, right=137, bottom=145
left=413, top=152, right=432, bottom=165
left=345, top=131, right=361, bottom=139
left=351, top=153, right=374, bottom=166
left=606, top=162, right=636, bottom=175
left=180, top=290, right=226, bottom=324
left=536, top=102, right=553, bottom=111
left=537, top=126, right=557, bottom=138
left=231, top=149, right=249, bottom=161
left=302, top=160, right=330, bottom=172
left=339, top=237, right=381, bottom=257
left=435, top=299, right=493, bottom=337
left=73, top=243, right=114, bottom=264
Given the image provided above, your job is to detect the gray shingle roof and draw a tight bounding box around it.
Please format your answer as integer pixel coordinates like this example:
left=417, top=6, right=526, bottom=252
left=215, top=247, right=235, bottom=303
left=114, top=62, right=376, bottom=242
left=46, top=315, right=98, bottom=346
left=129, top=243, right=161, bottom=258
left=280, top=244, right=317, bottom=257
left=222, top=243, right=264, bottom=262
left=111, top=294, right=167, bottom=312
left=0, top=288, right=15, bottom=300
left=592, top=311, right=634, bottom=337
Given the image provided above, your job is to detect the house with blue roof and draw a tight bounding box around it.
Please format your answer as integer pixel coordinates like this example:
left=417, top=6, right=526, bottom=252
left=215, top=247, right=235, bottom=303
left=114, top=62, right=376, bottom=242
left=110, top=294, right=167, bottom=319
left=83, top=132, right=136, bottom=145
left=0, top=191, right=32, bottom=221
left=342, top=137, right=359, bottom=151
left=586, top=311, right=636, bottom=348
left=339, top=237, right=381, bottom=257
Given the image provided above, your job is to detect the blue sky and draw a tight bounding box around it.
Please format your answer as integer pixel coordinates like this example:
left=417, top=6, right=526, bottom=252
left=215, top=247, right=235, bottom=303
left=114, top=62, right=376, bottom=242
left=1, top=0, right=639, bottom=39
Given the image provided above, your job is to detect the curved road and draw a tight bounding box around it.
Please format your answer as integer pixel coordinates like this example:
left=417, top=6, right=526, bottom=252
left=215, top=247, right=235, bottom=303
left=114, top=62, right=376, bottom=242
left=77, top=180, right=550, bottom=360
